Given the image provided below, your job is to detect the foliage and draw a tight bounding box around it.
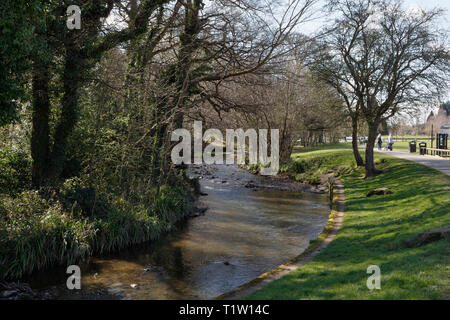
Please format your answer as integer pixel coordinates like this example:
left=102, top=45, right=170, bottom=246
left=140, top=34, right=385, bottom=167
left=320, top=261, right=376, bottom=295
left=0, top=0, right=44, bottom=126
left=0, top=147, right=32, bottom=195
left=0, top=177, right=194, bottom=280
left=0, top=192, right=95, bottom=280
left=60, top=177, right=107, bottom=217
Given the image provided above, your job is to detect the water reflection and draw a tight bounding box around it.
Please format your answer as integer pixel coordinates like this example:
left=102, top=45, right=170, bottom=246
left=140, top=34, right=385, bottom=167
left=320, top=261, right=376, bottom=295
left=28, top=165, right=329, bottom=300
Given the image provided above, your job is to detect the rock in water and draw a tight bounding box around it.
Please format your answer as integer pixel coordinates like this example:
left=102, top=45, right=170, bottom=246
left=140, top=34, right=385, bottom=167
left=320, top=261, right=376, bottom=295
left=144, top=265, right=165, bottom=273
left=245, top=182, right=256, bottom=189
left=366, top=187, right=393, bottom=197
left=0, top=290, right=17, bottom=299
left=197, top=206, right=207, bottom=214
left=188, top=205, right=208, bottom=218
left=107, top=288, right=124, bottom=295
left=404, top=226, right=450, bottom=248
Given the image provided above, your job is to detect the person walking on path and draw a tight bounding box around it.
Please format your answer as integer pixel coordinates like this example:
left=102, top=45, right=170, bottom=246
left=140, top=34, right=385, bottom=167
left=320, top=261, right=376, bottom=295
left=377, top=133, right=383, bottom=150
left=387, top=134, right=394, bottom=151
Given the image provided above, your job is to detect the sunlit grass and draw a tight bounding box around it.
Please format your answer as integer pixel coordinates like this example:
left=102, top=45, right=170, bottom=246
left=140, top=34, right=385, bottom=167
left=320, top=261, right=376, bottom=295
left=245, top=144, right=450, bottom=300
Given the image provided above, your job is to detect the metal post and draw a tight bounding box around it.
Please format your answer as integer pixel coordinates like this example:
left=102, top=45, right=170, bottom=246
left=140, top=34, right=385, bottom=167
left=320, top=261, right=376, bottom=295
left=431, top=124, right=434, bottom=149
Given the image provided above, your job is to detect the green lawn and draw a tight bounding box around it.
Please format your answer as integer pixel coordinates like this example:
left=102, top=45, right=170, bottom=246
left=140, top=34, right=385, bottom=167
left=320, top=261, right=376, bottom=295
left=390, top=141, right=410, bottom=152
left=385, top=140, right=430, bottom=153
left=391, top=136, right=430, bottom=139
left=244, top=144, right=450, bottom=300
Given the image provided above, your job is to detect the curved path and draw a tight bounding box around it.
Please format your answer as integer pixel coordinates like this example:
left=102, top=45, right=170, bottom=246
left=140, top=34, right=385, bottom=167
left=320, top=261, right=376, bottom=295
left=216, top=179, right=346, bottom=300
left=377, top=150, right=450, bottom=176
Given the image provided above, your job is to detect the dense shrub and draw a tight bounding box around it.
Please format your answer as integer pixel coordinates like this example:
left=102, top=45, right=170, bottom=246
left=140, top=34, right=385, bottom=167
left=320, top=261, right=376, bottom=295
left=92, top=207, right=164, bottom=254
left=0, top=149, right=31, bottom=195
left=60, top=178, right=108, bottom=217
left=153, top=185, right=190, bottom=221
left=281, top=160, right=307, bottom=174
left=0, top=191, right=48, bottom=218
left=0, top=197, right=95, bottom=280
left=0, top=178, right=194, bottom=280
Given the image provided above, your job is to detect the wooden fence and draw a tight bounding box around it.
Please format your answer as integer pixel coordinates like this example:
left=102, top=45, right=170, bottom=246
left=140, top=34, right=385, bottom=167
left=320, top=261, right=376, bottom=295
left=421, top=147, right=450, bottom=157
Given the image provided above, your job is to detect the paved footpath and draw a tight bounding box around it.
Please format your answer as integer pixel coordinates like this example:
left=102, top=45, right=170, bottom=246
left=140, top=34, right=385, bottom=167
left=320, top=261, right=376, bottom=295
left=377, top=150, right=450, bottom=176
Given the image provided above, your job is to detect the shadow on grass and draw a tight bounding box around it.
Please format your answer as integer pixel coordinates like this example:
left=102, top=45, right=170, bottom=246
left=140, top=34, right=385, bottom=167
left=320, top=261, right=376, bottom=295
left=245, top=236, right=449, bottom=299
left=244, top=150, right=450, bottom=300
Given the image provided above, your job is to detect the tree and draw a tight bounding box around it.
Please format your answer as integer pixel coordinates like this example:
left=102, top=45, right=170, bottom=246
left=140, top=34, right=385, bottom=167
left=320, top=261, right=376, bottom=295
left=30, top=0, right=168, bottom=187
left=25, top=0, right=319, bottom=192
left=115, top=0, right=321, bottom=184
left=186, top=58, right=346, bottom=163
left=0, top=0, right=43, bottom=126
left=312, top=0, right=450, bottom=176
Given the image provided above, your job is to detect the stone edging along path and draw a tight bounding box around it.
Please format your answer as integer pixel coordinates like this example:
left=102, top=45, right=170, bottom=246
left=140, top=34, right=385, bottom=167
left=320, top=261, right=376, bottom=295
left=215, top=179, right=346, bottom=300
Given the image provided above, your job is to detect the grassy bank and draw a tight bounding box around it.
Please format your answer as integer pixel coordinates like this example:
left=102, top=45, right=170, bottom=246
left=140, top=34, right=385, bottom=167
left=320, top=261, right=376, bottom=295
left=0, top=150, right=197, bottom=280
left=245, top=144, right=450, bottom=299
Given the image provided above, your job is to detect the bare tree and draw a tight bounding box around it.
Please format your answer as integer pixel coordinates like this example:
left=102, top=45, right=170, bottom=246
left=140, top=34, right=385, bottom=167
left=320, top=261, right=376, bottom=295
left=188, top=60, right=345, bottom=163
left=122, top=0, right=322, bottom=182
left=311, top=0, right=450, bottom=176
left=79, top=0, right=321, bottom=191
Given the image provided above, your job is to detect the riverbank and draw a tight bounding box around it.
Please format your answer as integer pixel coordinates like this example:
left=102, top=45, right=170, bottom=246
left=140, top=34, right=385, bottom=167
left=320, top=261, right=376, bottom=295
left=244, top=144, right=450, bottom=299
left=1, top=164, right=332, bottom=300
left=0, top=175, right=199, bottom=284
left=216, top=178, right=345, bottom=300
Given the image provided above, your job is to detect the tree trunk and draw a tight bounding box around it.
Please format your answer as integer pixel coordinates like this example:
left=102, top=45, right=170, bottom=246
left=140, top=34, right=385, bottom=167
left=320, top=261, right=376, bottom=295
left=351, top=116, right=364, bottom=166
left=148, top=0, right=202, bottom=184
left=46, top=50, right=81, bottom=183
left=31, top=63, right=51, bottom=188
left=365, top=121, right=381, bottom=178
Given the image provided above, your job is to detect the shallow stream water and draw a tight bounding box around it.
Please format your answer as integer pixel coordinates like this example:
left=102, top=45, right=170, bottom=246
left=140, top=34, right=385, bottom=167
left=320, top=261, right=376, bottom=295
left=26, top=164, right=329, bottom=300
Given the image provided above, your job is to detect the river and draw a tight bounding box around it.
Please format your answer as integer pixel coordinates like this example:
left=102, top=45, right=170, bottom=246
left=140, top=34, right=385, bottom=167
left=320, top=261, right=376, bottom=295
left=24, top=164, right=330, bottom=299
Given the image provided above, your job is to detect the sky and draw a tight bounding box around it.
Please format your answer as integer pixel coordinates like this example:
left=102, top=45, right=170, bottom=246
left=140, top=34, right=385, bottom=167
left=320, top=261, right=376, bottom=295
left=300, top=0, right=450, bottom=35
